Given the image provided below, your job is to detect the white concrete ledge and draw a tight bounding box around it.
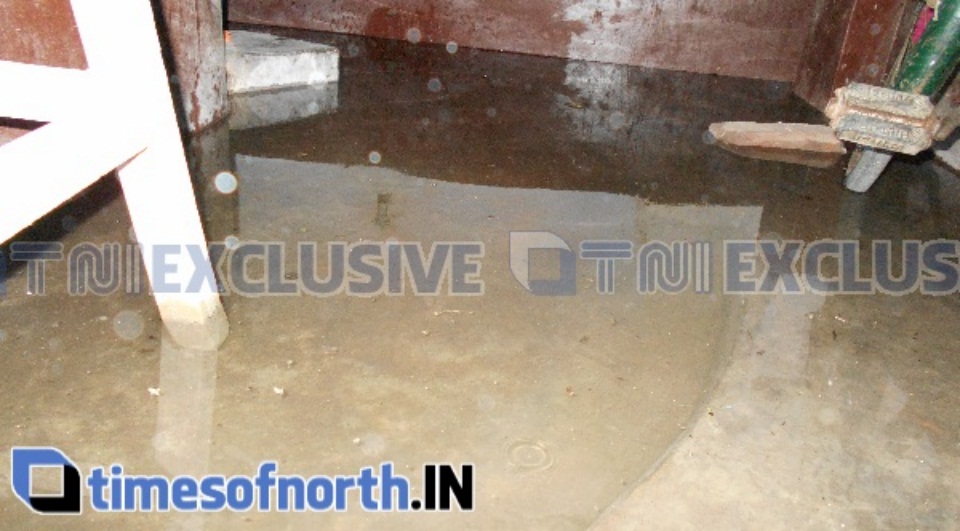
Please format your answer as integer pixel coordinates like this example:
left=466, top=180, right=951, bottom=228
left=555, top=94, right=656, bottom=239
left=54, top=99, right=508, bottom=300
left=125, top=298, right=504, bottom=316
left=226, top=31, right=339, bottom=94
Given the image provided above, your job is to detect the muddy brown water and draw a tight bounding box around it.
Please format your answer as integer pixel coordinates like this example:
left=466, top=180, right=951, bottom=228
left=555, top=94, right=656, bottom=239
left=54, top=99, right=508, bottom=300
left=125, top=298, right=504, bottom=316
left=1, top=29, right=958, bottom=530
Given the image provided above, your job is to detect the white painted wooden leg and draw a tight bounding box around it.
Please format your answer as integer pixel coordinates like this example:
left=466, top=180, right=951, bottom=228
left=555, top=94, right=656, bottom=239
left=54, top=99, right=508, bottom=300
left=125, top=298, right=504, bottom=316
left=118, top=151, right=230, bottom=349
left=0, top=0, right=228, bottom=348
left=71, top=0, right=229, bottom=349
left=118, top=140, right=229, bottom=350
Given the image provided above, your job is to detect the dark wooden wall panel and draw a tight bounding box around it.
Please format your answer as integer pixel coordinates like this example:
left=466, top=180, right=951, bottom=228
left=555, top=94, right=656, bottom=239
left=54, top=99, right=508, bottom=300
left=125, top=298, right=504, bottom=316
left=160, top=0, right=228, bottom=131
left=795, top=0, right=914, bottom=110
left=229, top=0, right=820, bottom=82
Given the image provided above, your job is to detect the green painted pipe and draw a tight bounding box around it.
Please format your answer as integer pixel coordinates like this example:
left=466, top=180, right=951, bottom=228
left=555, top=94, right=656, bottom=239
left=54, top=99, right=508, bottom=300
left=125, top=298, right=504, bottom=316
left=895, top=0, right=960, bottom=96
left=846, top=1, right=960, bottom=192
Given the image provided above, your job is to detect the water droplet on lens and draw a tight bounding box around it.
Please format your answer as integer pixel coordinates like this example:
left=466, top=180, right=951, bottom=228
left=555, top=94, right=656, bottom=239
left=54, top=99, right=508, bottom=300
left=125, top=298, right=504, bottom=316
left=446, top=41, right=458, bottom=54
left=214, top=171, right=238, bottom=194
left=61, top=215, right=78, bottom=232
left=368, top=151, right=382, bottom=165
left=225, top=236, right=241, bottom=250
left=112, top=310, right=145, bottom=341
left=406, top=28, right=421, bottom=44
left=427, top=78, right=443, bottom=93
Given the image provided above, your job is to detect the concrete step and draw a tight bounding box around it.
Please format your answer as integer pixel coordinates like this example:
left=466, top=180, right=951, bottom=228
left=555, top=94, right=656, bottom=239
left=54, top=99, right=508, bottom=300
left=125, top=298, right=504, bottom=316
left=226, top=30, right=339, bottom=94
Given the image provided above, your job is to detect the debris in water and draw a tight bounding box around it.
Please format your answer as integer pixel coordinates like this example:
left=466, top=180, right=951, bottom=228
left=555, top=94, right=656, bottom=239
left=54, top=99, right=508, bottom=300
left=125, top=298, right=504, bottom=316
left=374, top=193, right=392, bottom=227
left=706, top=121, right=846, bottom=168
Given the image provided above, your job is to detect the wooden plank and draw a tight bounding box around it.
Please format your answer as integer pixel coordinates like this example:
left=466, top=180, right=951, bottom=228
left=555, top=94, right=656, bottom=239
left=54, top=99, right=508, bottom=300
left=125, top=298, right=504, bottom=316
left=706, top=122, right=846, bottom=168
left=794, top=0, right=915, bottom=110
left=0, top=61, right=92, bottom=122
left=229, top=0, right=820, bottom=81
left=159, top=0, right=228, bottom=131
left=0, top=116, right=147, bottom=243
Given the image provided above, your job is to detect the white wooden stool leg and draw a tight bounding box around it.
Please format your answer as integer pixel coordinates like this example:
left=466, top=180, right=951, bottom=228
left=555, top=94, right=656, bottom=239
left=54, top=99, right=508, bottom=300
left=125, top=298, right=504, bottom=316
left=72, top=0, right=230, bottom=349
left=118, top=141, right=229, bottom=350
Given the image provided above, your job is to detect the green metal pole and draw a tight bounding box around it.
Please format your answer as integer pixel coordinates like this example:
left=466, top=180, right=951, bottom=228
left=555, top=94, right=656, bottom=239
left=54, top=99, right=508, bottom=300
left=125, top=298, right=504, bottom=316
left=846, top=0, right=960, bottom=192
left=895, top=0, right=960, bottom=95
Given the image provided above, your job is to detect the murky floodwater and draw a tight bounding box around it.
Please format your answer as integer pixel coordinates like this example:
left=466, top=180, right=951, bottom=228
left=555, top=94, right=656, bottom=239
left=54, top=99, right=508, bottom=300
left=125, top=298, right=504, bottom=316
left=2, top=29, right=959, bottom=529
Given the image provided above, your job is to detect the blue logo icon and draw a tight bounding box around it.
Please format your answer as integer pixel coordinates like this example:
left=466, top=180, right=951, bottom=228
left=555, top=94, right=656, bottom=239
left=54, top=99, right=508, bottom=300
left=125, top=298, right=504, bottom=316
left=11, top=447, right=82, bottom=515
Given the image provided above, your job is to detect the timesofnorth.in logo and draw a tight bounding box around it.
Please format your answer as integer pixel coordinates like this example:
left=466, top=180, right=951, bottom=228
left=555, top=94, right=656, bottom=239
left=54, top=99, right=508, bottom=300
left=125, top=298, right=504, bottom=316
left=10, top=447, right=474, bottom=515
left=11, top=447, right=83, bottom=515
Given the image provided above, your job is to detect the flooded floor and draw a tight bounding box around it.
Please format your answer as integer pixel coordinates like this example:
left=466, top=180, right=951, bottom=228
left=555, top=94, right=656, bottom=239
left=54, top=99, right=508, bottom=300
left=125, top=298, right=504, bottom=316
left=1, top=29, right=959, bottom=529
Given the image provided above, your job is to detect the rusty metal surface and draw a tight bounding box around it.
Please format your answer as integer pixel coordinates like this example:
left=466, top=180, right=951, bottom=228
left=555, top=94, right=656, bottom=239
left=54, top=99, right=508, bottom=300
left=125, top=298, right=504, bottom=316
left=0, top=0, right=86, bottom=68
left=825, top=83, right=939, bottom=154
left=794, top=0, right=914, bottom=110
left=837, top=83, right=936, bottom=120
left=833, top=113, right=932, bottom=154
left=228, top=0, right=819, bottom=81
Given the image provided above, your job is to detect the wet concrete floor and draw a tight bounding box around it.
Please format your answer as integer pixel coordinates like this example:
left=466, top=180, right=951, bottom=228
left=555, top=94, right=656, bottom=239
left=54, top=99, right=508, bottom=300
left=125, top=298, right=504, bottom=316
left=1, top=29, right=959, bottom=529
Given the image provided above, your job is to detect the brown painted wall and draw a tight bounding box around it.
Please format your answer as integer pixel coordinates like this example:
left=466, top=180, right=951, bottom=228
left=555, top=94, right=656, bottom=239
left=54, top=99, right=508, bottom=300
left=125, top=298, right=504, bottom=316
left=0, top=0, right=85, bottom=68
left=0, top=0, right=226, bottom=132
left=229, top=0, right=820, bottom=82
